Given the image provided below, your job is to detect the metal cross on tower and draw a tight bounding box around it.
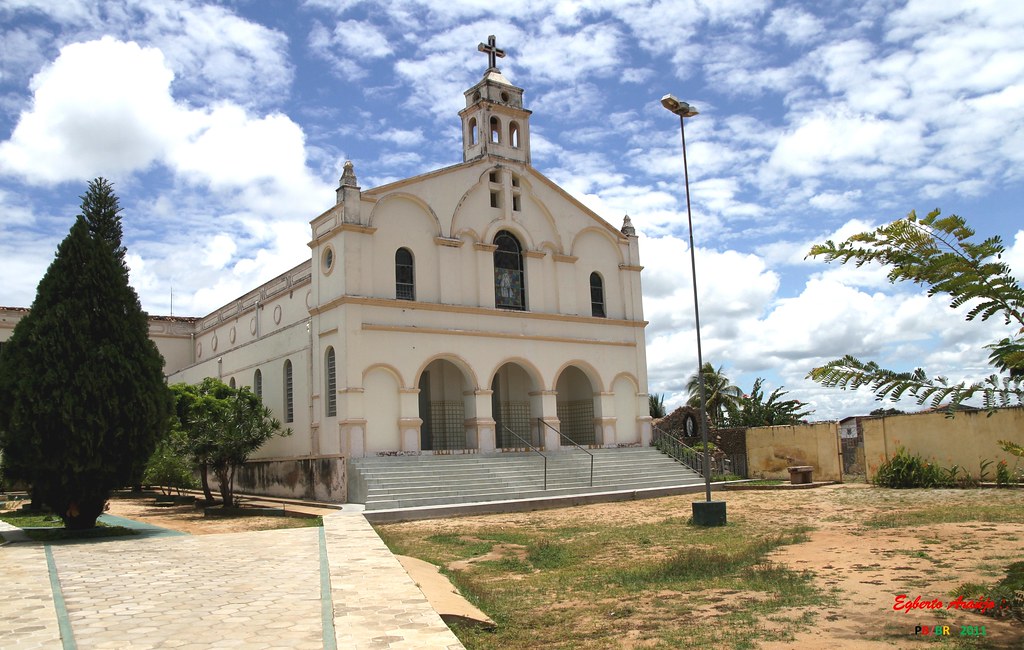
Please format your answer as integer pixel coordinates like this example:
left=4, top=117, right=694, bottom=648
left=477, top=35, right=505, bottom=70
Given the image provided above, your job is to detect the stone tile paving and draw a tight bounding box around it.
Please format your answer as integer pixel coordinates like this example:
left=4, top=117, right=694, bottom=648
left=324, top=513, right=465, bottom=649
left=0, top=541, right=64, bottom=649
left=50, top=527, right=323, bottom=649
left=2, top=513, right=466, bottom=649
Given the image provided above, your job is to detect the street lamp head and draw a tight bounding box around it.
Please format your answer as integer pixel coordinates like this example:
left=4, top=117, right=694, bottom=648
left=661, top=94, right=699, bottom=118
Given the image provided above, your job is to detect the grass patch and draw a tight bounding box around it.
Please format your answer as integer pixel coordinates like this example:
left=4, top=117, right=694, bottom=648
left=0, top=511, right=142, bottom=540
left=611, top=528, right=811, bottom=589
left=864, top=504, right=1024, bottom=529
left=285, top=515, right=323, bottom=528
left=526, top=540, right=573, bottom=570
left=24, top=526, right=137, bottom=541
left=0, top=512, right=66, bottom=528
left=378, top=516, right=823, bottom=649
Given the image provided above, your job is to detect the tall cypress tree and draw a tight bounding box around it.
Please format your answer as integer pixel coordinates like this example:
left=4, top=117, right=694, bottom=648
left=0, top=179, right=170, bottom=529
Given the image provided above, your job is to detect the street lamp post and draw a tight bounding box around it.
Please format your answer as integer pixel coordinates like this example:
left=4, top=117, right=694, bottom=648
left=661, top=93, right=726, bottom=526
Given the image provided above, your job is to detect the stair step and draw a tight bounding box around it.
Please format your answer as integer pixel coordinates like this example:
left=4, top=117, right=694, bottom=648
left=349, top=447, right=704, bottom=510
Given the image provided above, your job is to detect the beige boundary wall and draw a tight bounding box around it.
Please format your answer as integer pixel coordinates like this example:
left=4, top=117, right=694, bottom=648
left=745, top=422, right=842, bottom=482
left=862, top=407, right=1024, bottom=480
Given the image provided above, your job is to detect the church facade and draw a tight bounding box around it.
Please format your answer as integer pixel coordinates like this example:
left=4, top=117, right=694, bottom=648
left=1, top=45, right=652, bottom=502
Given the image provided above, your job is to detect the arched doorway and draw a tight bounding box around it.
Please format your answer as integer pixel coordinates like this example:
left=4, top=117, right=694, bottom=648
left=417, top=359, right=471, bottom=451
left=491, top=362, right=538, bottom=448
left=556, top=366, right=597, bottom=446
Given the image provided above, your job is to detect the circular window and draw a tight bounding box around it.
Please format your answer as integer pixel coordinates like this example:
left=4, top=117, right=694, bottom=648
left=229, top=327, right=236, bottom=344
left=211, top=334, right=218, bottom=352
left=500, top=91, right=509, bottom=102
left=196, top=342, right=203, bottom=358
left=473, top=91, right=481, bottom=102
left=273, top=305, right=282, bottom=325
left=250, top=317, right=257, bottom=335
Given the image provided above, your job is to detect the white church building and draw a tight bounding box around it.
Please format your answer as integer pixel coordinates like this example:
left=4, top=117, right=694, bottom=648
left=1, top=41, right=653, bottom=503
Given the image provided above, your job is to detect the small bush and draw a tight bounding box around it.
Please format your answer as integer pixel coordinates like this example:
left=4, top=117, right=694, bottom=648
left=953, top=561, right=1024, bottom=622
left=874, top=448, right=945, bottom=488
left=142, top=436, right=197, bottom=495
left=996, top=461, right=1011, bottom=487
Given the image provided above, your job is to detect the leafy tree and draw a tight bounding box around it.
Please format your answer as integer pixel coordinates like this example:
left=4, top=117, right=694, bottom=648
left=807, top=209, right=1024, bottom=411
left=869, top=407, right=906, bottom=417
left=143, top=430, right=198, bottom=495
left=0, top=179, right=170, bottom=529
left=725, top=378, right=813, bottom=427
left=169, top=381, right=221, bottom=503
left=686, top=363, right=742, bottom=428
left=170, top=378, right=289, bottom=507
left=649, top=393, right=666, bottom=418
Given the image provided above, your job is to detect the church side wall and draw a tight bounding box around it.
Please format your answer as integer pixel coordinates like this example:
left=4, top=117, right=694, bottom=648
left=166, top=272, right=317, bottom=464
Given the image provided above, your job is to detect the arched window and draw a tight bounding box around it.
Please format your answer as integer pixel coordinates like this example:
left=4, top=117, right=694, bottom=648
left=395, top=248, right=414, bottom=300
left=283, top=359, right=294, bottom=423
left=494, top=230, right=525, bottom=310
left=490, top=116, right=500, bottom=143
left=590, top=272, right=606, bottom=318
left=509, top=122, right=520, bottom=148
left=229, top=377, right=236, bottom=389
left=325, top=347, right=337, bottom=417
left=468, top=117, right=477, bottom=145
left=254, top=369, right=263, bottom=400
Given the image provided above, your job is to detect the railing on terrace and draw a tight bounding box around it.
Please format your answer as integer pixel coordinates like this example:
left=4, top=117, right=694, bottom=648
left=652, top=425, right=747, bottom=479
left=499, top=423, right=548, bottom=491
left=538, top=419, right=594, bottom=488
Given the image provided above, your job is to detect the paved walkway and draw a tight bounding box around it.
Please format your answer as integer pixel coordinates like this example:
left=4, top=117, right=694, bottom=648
left=0, top=513, right=464, bottom=649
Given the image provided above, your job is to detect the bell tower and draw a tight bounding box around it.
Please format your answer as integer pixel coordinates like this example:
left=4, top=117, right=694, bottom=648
left=459, top=35, right=532, bottom=165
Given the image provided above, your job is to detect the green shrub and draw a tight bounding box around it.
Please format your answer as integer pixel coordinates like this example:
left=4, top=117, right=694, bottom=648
left=874, top=448, right=945, bottom=488
left=690, top=441, right=719, bottom=453
left=143, top=435, right=197, bottom=495
left=996, top=460, right=1011, bottom=487
left=953, top=561, right=1024, bottom=622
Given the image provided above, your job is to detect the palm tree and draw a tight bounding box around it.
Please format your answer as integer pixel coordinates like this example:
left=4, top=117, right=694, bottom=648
left=648, top=393, right=666, bottom=418
left=686, top=363, right=742, bottom=428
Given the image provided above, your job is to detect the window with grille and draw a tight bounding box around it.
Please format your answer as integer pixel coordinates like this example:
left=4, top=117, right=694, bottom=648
left=395, top=248, right=414, bottom=300
left=283, top=359, right=294, bottom=423
left=254, top=369, right=262, bottom=400
left=590, top=272, right=606, bottom=317
left=325, top=347, right=337, bottom=417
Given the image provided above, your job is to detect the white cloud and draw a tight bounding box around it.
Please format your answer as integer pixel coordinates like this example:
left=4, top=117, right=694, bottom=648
left=0, top=38, right=328, bottom=212
left=0, top=0, right=293, bottom=107
left=808, top=189, right=862, bottom=211
left=0, top=38, right=180, bottom=183
left=766, top=7, right=825, bottom=46
left=767, top=109, right=924, bottom=179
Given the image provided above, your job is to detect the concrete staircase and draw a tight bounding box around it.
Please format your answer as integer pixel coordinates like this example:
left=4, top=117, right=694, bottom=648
left=348, top=447, right=705, bottom=511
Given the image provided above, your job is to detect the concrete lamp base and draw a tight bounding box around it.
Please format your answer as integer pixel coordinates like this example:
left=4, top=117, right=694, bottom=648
left=692, top=500, right=727, bottom=526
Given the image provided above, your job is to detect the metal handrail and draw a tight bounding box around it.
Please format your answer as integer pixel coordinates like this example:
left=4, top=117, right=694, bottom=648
left=499, top=423, right=548, bottom=491
left=652, top=425, right=708, bottom=477
left=538, top=419, right=594, bottom=488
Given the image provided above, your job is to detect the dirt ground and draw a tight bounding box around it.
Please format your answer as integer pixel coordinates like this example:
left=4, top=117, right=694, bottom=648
left=104, top=495, right=321, bottom=535
left=105, top=485, right=1024, bottom=648
left=381, top=484, right=1024, bottom=648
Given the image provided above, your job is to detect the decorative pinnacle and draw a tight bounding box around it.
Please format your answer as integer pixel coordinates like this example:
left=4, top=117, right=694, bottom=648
left=340, top=160, right=358, bottom=187
left=621, top=214, right=636, bottom=236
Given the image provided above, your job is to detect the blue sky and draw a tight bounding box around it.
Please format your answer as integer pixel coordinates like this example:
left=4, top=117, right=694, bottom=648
left=1, top=0, right=1022, bottom=419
